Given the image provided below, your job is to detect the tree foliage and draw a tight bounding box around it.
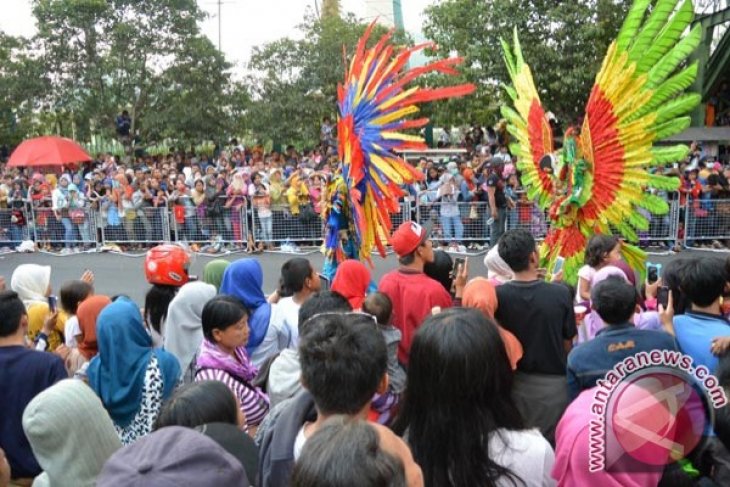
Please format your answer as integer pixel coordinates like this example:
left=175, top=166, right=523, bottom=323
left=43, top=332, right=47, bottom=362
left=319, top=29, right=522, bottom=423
left=245, top=9, right=408, bottom=148
left=423, top=0, right=632, bottom=127
left=1, top=0, right=241, bottom=148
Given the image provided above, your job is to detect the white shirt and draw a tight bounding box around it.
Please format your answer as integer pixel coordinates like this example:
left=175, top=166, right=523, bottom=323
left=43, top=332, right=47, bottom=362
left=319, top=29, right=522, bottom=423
left=249, top=303, right=295, bottom=369
left=64, top=315, right=81, bottom=347
left=269, top=296, right=301, bottom=347
left=490, top=428, right=556, bottom=487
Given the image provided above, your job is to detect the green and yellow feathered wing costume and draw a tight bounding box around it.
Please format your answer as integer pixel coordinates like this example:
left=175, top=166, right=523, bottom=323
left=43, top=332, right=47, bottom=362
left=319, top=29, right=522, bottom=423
left=502, top=0, right=701, bottom=284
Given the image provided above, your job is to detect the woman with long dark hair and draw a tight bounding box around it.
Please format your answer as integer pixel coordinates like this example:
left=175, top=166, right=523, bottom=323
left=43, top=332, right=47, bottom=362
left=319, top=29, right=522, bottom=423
left=392, top=308, right=554, bottom=487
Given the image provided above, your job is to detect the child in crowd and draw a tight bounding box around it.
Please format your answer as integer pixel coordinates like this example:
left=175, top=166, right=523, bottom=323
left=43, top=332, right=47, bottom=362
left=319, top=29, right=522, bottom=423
left=363, top=292, right=406, bottom=396
left=59, top=280, right=94, bottom=348
left=575, top=235, right=621, bottom=303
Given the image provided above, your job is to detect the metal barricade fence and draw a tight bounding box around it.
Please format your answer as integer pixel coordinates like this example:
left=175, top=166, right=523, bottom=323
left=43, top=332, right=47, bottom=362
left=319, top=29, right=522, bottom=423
left=251, top=204, right=324, bottom=244
left=505, top=201, right=549, bottom=240
left=31, top=205, right=97, bottom=250
left=416, top=200, right=491, bottom=243
left=0, top=207, right=32, bottom=248
left=636, top=196, right=680, bottom=246
left=99, top=206, right=170, bottom=247
left=169, top=196, right=248, bottom=247
left=685, top=197, right=730, bottom=245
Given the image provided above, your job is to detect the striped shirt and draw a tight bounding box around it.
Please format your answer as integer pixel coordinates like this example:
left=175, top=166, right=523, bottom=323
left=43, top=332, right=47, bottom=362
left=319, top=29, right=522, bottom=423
left=196, top=367, right=270, bottom=427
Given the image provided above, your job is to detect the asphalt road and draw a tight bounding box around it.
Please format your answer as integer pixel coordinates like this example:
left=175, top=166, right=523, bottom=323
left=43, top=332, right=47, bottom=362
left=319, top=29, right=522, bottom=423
left=0, top=247, right=726, bottom=305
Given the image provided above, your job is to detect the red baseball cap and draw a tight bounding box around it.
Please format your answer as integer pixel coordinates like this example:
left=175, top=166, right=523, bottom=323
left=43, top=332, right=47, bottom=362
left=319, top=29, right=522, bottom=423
left=391, top=221, right=430, bottom=257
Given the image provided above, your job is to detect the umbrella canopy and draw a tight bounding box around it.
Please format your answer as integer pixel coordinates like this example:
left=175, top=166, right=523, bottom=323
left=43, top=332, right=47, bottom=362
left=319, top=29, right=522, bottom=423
left=7, top=136, right=92, bottom=168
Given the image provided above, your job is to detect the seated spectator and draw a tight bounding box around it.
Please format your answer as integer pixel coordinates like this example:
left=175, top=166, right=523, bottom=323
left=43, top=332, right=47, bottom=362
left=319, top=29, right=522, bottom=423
left=567, top=276, right=678, bottom=400
left=494, top=229, right=576, bottom=443
left=220, top=259, right=284, bottom=367
left=22, top=379, right=122, bottom=487
left=267, top=291, right=352, bottom=406
left=461, top=277, right=523, bottom=370
left=270, top=258, right=320, bottom=348
left=0, top=290, right=66, bottom=483
left=258, top=312, right=422, bottom=487
left=673, top=257, right=730, bottom=372
left=332, top=259, right=372, bottom=310
left=291, top=416, right=413, bottom=487
left=379, top=222, right=453, bottom=365
left=196, top=295, right=270, bottom=434
left=88, top=297, right=181, bottom=445
left=97, top=427, right=250, bottom=486
left=392, top=308, right=555, bottom=486
left=362, top=292, right=406, bottom=395
left=154, top=380, right=244, bottom=431
left=163, top=281, right=217, bottom=383
left=202, top=259, right=230, bottom=292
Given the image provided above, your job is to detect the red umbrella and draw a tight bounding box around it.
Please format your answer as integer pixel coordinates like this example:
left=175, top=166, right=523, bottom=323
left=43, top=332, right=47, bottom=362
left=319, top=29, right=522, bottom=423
left=7, top=135, right=92, bottom=168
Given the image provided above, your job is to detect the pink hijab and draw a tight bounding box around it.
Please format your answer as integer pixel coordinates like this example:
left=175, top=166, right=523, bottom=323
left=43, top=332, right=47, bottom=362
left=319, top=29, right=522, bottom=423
left=552, top=388, right=663, bottom=486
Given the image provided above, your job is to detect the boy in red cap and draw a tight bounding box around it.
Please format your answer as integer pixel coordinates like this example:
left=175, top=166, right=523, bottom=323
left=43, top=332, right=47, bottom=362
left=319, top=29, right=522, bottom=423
left=378, top=221, right=455, bottom=366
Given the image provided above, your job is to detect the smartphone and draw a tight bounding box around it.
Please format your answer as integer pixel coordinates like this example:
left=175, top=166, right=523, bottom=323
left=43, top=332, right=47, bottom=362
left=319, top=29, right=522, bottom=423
left=452, top=257, right=466, bottom=277
left=553, top=256, right=565, bottom=276
left=657, top=286, right=670, bottom=310
left=47, top=295, right=57, bottom=313
left=318, top=273, right=331, bottom=291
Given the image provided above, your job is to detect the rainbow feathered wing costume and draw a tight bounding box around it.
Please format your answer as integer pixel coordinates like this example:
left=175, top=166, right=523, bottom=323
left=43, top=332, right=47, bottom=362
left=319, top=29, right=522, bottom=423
left=501, top=0, right=701, bottom=284
left=321, top=22, right=475, bottom=277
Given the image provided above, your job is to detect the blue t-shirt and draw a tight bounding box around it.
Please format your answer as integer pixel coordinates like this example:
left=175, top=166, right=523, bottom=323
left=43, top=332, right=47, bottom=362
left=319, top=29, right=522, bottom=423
left=0, top=346, right=67, bottom=479
left=674, top=312, right=730, bottom=373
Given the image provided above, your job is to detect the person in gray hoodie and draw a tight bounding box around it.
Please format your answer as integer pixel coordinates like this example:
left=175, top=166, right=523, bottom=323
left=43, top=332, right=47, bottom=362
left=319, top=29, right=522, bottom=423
left=22, top=379, right=122, bottom=487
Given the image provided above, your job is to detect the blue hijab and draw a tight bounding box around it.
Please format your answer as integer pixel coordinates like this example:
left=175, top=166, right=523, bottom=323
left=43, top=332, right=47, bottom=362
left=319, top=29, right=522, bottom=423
left=219, top=258, right=272, bottom=355
left=87, top=297, right=180, bottom=427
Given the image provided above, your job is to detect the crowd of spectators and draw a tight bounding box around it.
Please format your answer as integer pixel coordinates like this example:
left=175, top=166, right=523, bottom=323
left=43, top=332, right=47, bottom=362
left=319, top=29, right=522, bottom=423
left=3, top=227, right=730, bottom=485
left=0, top=122, right=729, bottom=253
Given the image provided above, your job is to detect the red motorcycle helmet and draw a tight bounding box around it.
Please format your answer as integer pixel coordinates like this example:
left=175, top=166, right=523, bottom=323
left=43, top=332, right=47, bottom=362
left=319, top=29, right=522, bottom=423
left=144, top=244, right=191, bottom=286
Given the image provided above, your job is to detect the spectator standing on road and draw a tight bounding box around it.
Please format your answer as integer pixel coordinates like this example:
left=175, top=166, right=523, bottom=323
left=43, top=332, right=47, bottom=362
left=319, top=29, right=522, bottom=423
left=494, top=230, right=576, bottom=443
left=486, top=161, right=508, bottom=247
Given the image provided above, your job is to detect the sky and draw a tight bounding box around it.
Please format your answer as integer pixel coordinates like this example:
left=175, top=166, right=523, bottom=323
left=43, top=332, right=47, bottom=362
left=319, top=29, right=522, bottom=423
left=0, top=0, right=435, bottom=73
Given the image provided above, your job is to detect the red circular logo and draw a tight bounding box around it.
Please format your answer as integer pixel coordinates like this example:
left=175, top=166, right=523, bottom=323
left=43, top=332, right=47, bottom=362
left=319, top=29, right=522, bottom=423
left=609, top=371, right=707, bottom=466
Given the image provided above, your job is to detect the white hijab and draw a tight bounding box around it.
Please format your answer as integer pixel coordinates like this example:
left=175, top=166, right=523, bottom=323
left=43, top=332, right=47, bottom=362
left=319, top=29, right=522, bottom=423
left=11, top=264, right=51, bottom=309
left=163, top=281, right=217, bottom=379
left=483, top=245, right=513, bottom=283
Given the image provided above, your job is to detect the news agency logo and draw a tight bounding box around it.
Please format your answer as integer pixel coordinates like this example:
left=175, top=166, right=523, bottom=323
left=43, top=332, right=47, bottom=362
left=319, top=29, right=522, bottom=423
left=589, top=350, right=727, bottom=473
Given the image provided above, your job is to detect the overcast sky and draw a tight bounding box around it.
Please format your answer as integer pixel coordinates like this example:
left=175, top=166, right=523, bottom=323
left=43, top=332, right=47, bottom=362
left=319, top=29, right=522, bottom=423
left=0, top=0, right=435, bottom=73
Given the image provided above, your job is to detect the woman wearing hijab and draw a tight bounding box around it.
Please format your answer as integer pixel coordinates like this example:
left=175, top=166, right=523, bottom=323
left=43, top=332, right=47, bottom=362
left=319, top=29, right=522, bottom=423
left=10, top=264, right=65, bottom=350
left=483, top=244, right=513, bottom=285
left=331, top=260, right=372, bottom=310
left=77, top=295, right=112, bottom=361
left=164, top=282, right=217, bottom=383
left=462, top=277, right=524, bottom=370
left=22, top=380, right=122, bottom=487
left=220, top=259, right=282, bottom=368
left=88, top=297, right=180, bottom=445
left=202, top=259, right=230, bottom=292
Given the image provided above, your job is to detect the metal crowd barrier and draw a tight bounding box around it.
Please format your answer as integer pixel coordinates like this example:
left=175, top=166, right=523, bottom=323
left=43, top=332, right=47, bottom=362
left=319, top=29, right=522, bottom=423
left=685, top=197, right=730, bottom=245
left=0, top=193, right=726, bottom=252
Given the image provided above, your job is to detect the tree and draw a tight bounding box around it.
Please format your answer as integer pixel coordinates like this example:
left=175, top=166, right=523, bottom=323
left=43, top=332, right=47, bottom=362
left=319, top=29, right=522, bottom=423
left=26, top=0, right=236, bottom=146
left=423, top=0, right=632, bottom=127
left=245, top=10, right=409, bottom=147
left=321, top=0, right=341, bottom=19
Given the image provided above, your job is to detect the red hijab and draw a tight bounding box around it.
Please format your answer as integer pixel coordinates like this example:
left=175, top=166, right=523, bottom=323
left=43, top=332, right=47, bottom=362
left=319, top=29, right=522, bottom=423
left=331, top=260, right=371, bottom=310
left=77, top=295, right=112, bottom=360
